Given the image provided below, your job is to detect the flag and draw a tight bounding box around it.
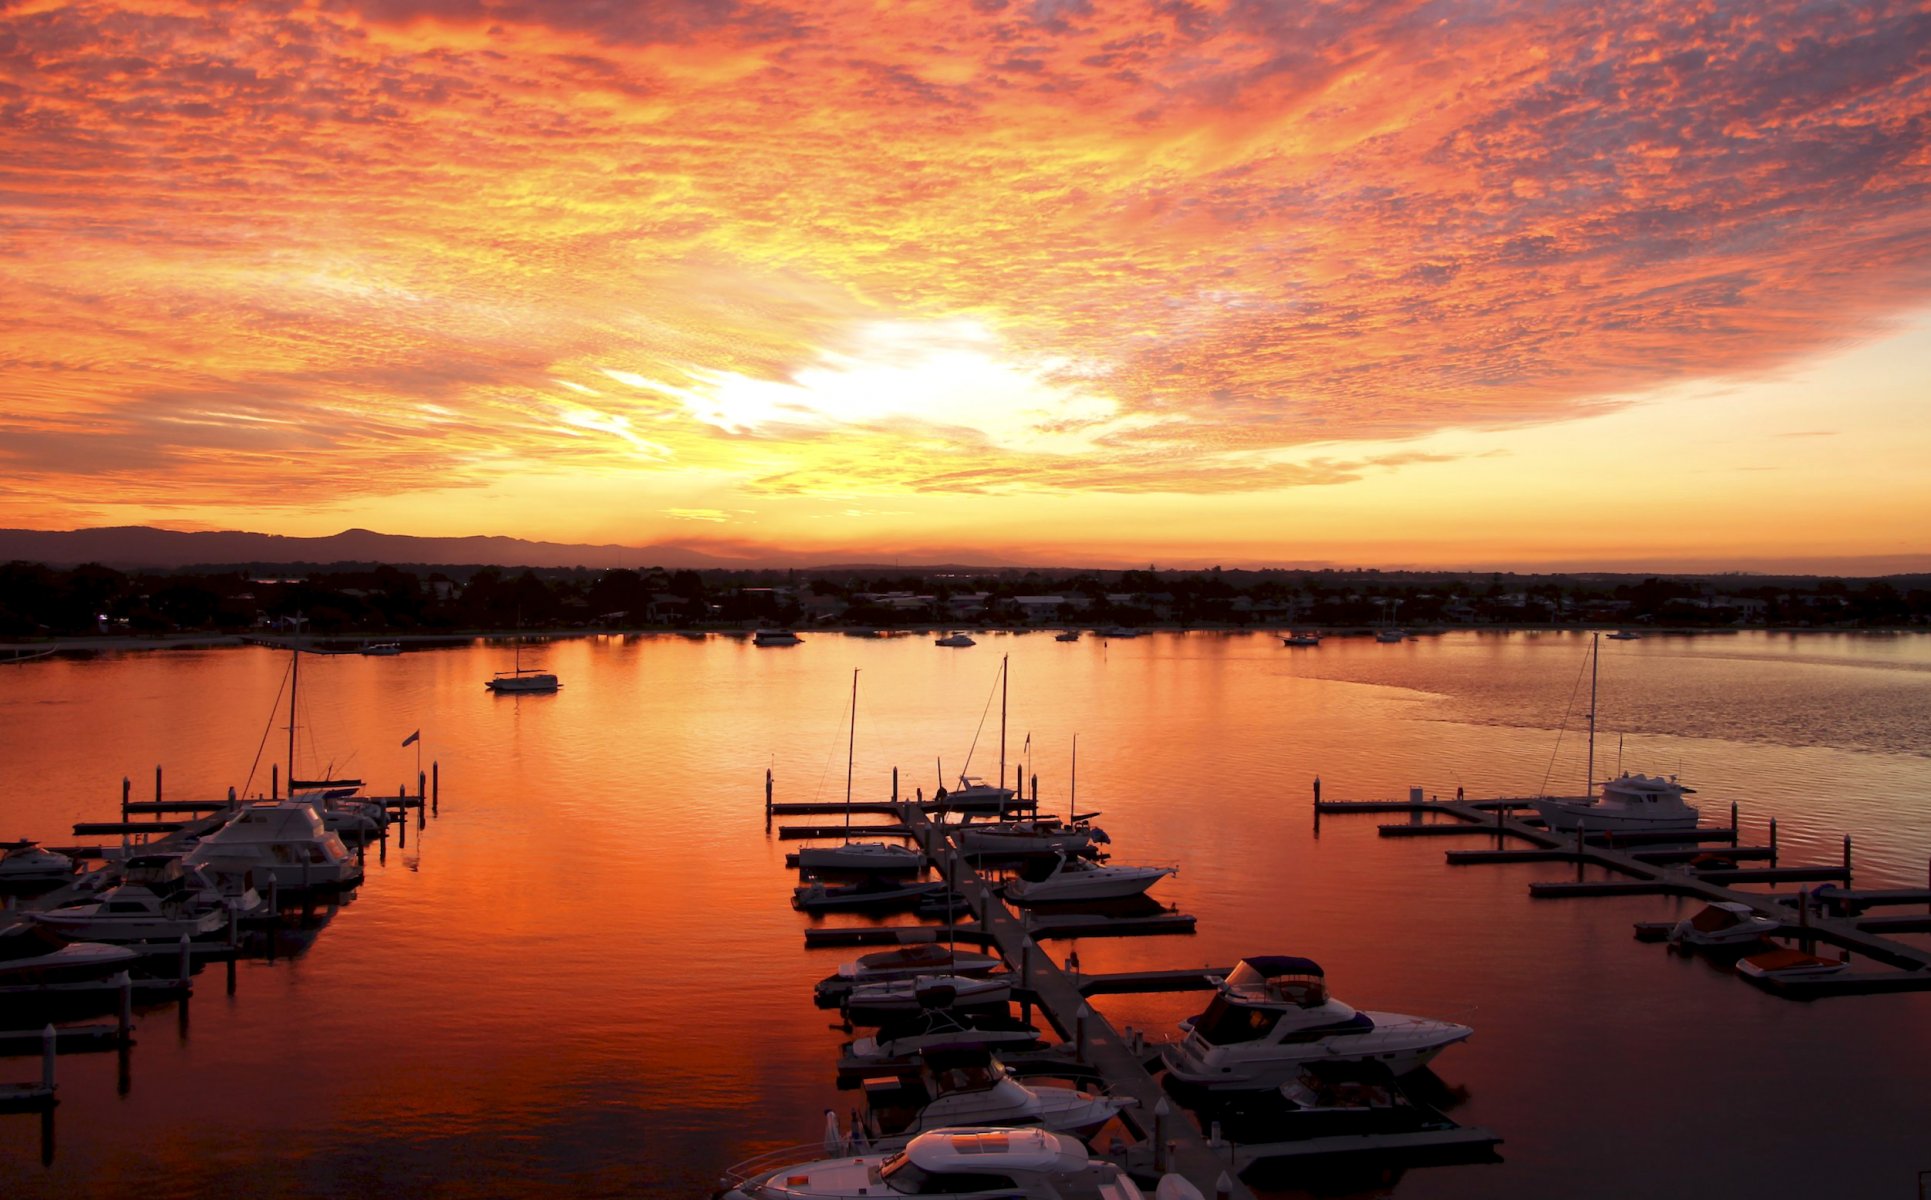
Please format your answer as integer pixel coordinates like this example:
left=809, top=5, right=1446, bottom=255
left=401, top=730, right=420, bottom=747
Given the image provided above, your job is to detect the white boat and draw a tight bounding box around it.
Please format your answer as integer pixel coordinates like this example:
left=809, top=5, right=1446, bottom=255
left=815, top=945, right=1004, bottom=1004
left=1280, top=632, right=1321, bottom=646
left=1160, top=956, right=1472, bottom=1091
left=1375, top=628, right=1406, bottom=643
left=486, top=632, right=559, bottom=692
left=1669, top=901, right=1782, bottom=947
left=119, top=853, right=267, bottom=921
left=846, top=1009, right=1045, bottom=1067
left=843, top=973, right=1014, bottom=1021
left=800, top=670, right=924, bottom=877
left=935, top=632, right=976, bottom=647
left=0, top=839, right=76, bottom=884
left=715, top=1126, right=1148, bottom=1200
left=862, top=1048, right=1134, bottom=1144
left=1605, top=630, right=1642, bottom=640
left=1002, top=852, right=1173, bottom=905
left=793, top=877, right=945, bottom=913
left=0, top=923, right=140, bottom=985
left=358, top=641, right=402, bottom=655
left=1529, top=633, right=1701, bottom=832
left=1737, top=946, right=1848, bottom=982
left=184, top=802, right=361, bottom=893
left=754, top=629, right=803, bottom=646
left=957, top=817, right=1108, bottom=858
left=32, top=880, right=230, bottom=943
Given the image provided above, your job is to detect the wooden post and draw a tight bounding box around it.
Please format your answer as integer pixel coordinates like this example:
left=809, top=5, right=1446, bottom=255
left=1152, top=1099, right=1169, bottom=1172
left=272, top=763, right=279, bottom=801
left=178, top=934, right=190, bottom=982
left=764, top=768, right=773, bottom=815
left=414, top=783, right=423, bottom=829
left=1843, top=835, right=1852, bottom=887
left=1730, top=801, right=1738, bottom=833
left=432, top=761, right=440, bottom=816
left=1770, top=817, right=1778, bottom=866
left=1075, top=1002, right=1088, bottom=1064
left=1030, top=774, right=1037, bottom=804
left=118, top=973, right=132, bottom=1043
left=1312, top=776, right=1321, bottom=807
left=155, top=765, right=162, bottom=802
left=892, top=766, right=898, bottom=805
left=42, top=1024, right=55, bottom=1092
left=121, top=776, right=131, bottom=822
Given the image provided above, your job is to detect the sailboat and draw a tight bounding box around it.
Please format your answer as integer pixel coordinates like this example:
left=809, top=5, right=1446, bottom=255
left=486, top=623, right=559, bottom=693
left=796, top=670, right=923, bottom=875
left=931, top=656, right=1019, bottom=813
left=1529, top=633, right=1700, bottom=832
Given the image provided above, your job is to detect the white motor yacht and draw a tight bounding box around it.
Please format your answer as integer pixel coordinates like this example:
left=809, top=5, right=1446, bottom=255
left=1280, top=632, right=1321, bottom=646
left=1002, top=852, right=1174, bottom=905
left=863, top=1048, right=1134, bottom=1144
left=1531, top=772, right=1700, bottom=832
left=1160, top=957, right=1472, bottom=1091
left=815, top=945, right=1003, bottom=1005
left=0, top=839, right=75, bottom=884
left=1669, top=901, right=1782, bottom=947
left=846, top=1009, right=1044, bottom=1067
left=32, top=880, right=230, bottom=943
left=842, top=974, right=1014, bottom=1021
left=184, top=802, right=361, bottom=893
left=0, top=923, right=140, bottom=985
left=935, top=632, right=976, bottom=647
left=957, top=817, right=1108, bottom=858
left=716, top=1126, right=1148, bottom=1200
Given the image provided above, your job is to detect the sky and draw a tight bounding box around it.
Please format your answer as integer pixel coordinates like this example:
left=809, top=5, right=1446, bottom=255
left=2, top=0, right=1928, bottom=572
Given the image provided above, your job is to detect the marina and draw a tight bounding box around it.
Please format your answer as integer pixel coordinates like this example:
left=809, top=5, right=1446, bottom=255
left=1, top=630, right=1928, bottom=1197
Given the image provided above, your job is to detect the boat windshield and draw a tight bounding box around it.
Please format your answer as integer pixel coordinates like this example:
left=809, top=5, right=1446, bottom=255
left=1191, top=994, right=1284, bottom=1045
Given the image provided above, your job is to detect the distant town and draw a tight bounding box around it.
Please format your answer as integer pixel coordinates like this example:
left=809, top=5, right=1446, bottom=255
left=3, top=559, right=1927, bottom=640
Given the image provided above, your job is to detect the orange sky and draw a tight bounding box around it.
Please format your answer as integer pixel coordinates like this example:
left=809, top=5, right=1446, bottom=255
left=2, top=0, right=1928, bottom=570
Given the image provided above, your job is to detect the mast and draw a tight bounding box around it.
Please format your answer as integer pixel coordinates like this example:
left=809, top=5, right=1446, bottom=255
left=845, top=668, right=858, bottom=835
left=287, top=635, right=299, bottom=795
left=1586, top=632, right=1599, bottom=797
left=998, top=654, right=1008, bottom=797
left=1070, top=733, right=1077, bottom=824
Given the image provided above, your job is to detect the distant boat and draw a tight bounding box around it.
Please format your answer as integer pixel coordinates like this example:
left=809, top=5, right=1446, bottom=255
left=487, top=632, right=559, bottom=693
left=1529, top=634, right=1700, bottom=833
left=1374, top=629, right=1406, bottom=643
left=1099, top=626, right=1141, bottom=639
left=1606, top=630, right=1642, bottom=640
left=934, top=632, right=976, bottom=647
left=1054, top=629, right=1080, bottom=642
left=753, top=629, right=803, bottom=646
left=358, top=642, right=402, bottom=656
left=797, top=670, right=924, bottom=877
left=1281, top=632, right=1321, bottom=646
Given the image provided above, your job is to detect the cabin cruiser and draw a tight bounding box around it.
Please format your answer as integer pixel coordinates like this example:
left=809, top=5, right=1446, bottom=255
left=1669, top=902, right=1782, bottom=947
left=794, top=878, right=945, bottom=913
left=184, top=802, right=361, bottom=893
left=31, top=875, right=231, bottom=943
left=358, top=642, right=402, bottom=655
left=815, top=946, right=1003, bottom=1005
left=754, top=629, right=804, bottom=646
left=0, top=923, right=140, bottom=985
left=1054, top=630, right=1080, bottom=642
left=957, top=817, right=1108, bottom=859
left=845, top=1009, right=1045, bottom=1069
left=796, top=841, right=924, bottom=875
left=1531, top=772, right=1700, bottom=832
left=934, top=632, right=976, bottom=647
left=715, top=1126, right=1149, bottom=1200
left=1280, top=632, right=1321, bottom=646
left=0, top=839, right=75, bottom=884
left=1002, top=853, right=1174, bottom=905
left=842, top=974, right=1015, bottom=1023
left=861, top=1048, right=1134, bottom=1144
left=1160, top=957, right=1471, bottom=1091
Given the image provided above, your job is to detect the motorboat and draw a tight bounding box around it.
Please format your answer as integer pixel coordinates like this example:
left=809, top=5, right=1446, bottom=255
left=0, top=839, right=76, bottom=884
left=957, top=817, right=1108, bottom=859
left=1374, top=629, right=1406, bottom=643
left=1160, top=957, right=1472, bottom=1091
left=1737, top=946, right=1848, bottom=982
left=1605, top=629, right=1642, bottom=640
left=184, top=802, right=361, bottom=893
left=1099, top=627, right=1141, bottom=639
left=842, top=973, right=1015, bottom=1022
left=1002, top=852, right=1174, bottom=905
left=793, top=877, right=946, bottom=913
left=1233, top=1061, right=1475, bottom=1143
left=0, top=923, right=140, bottom=985
left=120, top=854, right=267, bottom=921
left=754, top=629, right=804, bottom=646
left=935, top=632, right=977, bottom=647
left=358, top=641, right=402, bottom=655
left=32, top=880, right=231, bottom=943
left=1669, top=902, right=1782, bottom=947
left=816, top=945, right=1003, bottom=1004
left=861, top=1047, right=1135, bottom=1144
left=846, top=1009, right=1045, bottom=1068
left=715, top=1126, right=1149, bottom=1200
left=1054, top=630, right=1080, bottom=642
left=1529, top=633, right=1700, bottom=832
left=1280, top=632, right=1321, bottom=646
left=1531, top=772, right=1700, bottom=833
left=796, top=840, right=924, bottom=875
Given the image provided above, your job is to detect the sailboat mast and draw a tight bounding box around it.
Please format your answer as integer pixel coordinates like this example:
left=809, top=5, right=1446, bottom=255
left=998, top=654, right=1008, bottom=796
left=1070, top=733, right=1077, bottom=824
left=1586, top=632, right=1599, bottom=798
left=287, top=635, right=300, bottom=796
left=846, top=668, right=858, bottom=833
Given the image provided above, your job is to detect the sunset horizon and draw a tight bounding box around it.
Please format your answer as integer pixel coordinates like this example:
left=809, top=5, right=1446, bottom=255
left=4, top=1, right=1928, bottom=573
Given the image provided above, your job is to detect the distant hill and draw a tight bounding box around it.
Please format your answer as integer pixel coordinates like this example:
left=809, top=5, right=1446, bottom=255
left=0, top=526, right=756, bottom=570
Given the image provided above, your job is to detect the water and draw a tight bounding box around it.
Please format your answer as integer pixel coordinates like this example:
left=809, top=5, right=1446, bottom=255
left=2, top=630, right=1928, bottom=1198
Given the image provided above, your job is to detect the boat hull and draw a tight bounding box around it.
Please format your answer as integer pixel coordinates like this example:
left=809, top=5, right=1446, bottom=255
left=1160, top=1015, right=1472, bottom=1092
left=1529, top=798, right=1700, bottom=832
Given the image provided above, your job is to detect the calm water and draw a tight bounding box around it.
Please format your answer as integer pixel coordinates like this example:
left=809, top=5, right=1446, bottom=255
left=2, top=630, right=1928, bottom=1199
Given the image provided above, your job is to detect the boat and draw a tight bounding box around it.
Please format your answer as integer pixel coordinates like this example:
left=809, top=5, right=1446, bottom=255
left=1669, top=901, right=1782, bottom=947
left=184, top=802, right=361, bottom=893
left=1605, top=629, right=1642, bottom=640
left=0, top=839, right=76, bottom=884
left=31, top=876, right=231, bottom=943
left=845, top=1009, right=1045, bottom=1068
left=1737, top=946, right=1849, bottom=982
left=0, top=923, right=140, bottom=986
left=754, top=629, right=804, bottom=646
left=1054, top=630, right=1080, bottom=642
left=935, top=632, right=976, bottom=647
left=486, top=628, right=559, bottom=692
left=1001, top=851, right=1173, bottom=905
left=956, top=816, right=1108, bottom=859
left=860, top=1047, right=1135, bottom=1144
left=842, top=973, right=1015, bottom=1022
left=927, top=656, right=1022, bottom=814
left=1160, top=957, right=1472, bottom=1091
left=715, top=1126, right=1150, bottom=1200
left=793, top=877, right=946, bottom=913
left=816, top=945, right=1004, bottom=1005
left=1228, top=1061, right=1477, bottom=1143
left=1529, top=633, right=1701, bottom=832
left=358, top=641, right=402, bottom=655
left=1280, top=632, right=1321, bottom=646
left=797, top=669, right=925, bottom=876
left=1099, top=626, right=1141, bottom=639
left=1374, top=628, right=1406, bottom=643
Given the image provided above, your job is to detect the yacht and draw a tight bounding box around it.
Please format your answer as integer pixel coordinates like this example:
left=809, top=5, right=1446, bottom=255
left=0, top=839, right=76, bottom=884
left=1605, top=629, right=1642, bottom=640
left=1374, top=628, right=1406, bottom=643
left=862, top=1048, right=1134, bottom=1144
left=1280, top=632, right=1321, bottom=646
left=1531, top=772, right=1700, bottom=832
left=815, top=945, right=1003, bottom=1005
left=32, top=878, right=231, bottom=943
left=957, top=817, right=1107, bottom=858
left=183, top=802, right=361, bottom=893
left=792, top=877, right=945, bottom=913
left=1669, top=901, right=1782, bottom=947
left=715, top=1126, right=1149, bottom=1200
left=358, top=642, right=402, bottom=655
left=1160, top=957, right=1472, bottom=1091
left=1002, top=852, right=1174, bottom=905
left=845, top=1009, right=1044, bottom=1068
left=796, top=840, right=924, bottom=875
left=935, top=632, right=977, bottom=647
left=753, top=629, right=804, bottom=646
left=1054, top=630, right=1080, bottom=642
left=842, top=973, right=1015, bottom=1022
left=0, top=923, right=140, bottom=985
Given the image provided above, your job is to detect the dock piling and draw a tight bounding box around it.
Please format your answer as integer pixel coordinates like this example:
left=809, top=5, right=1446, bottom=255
left=41, top=1026, right=55, bottom=1094
left=892, top=767, right=898, bottom=804
left=121, top=777, right=130, bottom=823
left=178, top=935, right=190, bottom=983
left=1843, top=836, right=1852, bottom=887
left=1731, top=801, right=1738, bottom=832
left=118, top=975, right=132, bottom=1043
left=1770, top=818, right=1778, bottom=866
left=432, top=761, right=439, bottom=816
left=154, top=765, right=162, bottom=803
left=1153, top=1098, right=1169, bottom=1171
left=1076, top=1002, right=1089, bottom=1064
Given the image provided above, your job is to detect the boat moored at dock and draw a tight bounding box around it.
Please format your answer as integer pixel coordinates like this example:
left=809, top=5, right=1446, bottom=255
left=714, top=1126, right=1149, bottom=1200
left=183, top=802, right=361, bottom=893
left=860, top=1047, right=1135, bottom=1144
left=1002, top=852, right=1173, bottom=905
